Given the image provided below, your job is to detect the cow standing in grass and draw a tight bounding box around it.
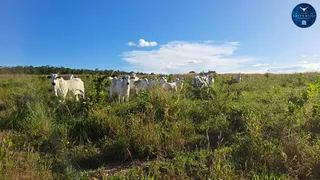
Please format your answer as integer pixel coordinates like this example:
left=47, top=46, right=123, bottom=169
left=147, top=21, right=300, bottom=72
left=116, top=75, right=131, bottom=102
left=105, top=76, right=118, bottom=99
left=159, top=77, right=178, bottom=92
left=47, top=73, right=85, bottom=102
left=208, top=75, right=214, bottom=87
left=192, top=76, right=208, bottom=89
left=107, top=75, right=131, bottom=103
left=174, top=78, right=184, bottom=89
left=135, top=78, right=149, bottom=95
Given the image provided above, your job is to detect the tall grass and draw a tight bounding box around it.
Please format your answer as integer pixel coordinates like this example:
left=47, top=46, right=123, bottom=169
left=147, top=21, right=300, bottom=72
left=0, top=73, right=320, bottom=179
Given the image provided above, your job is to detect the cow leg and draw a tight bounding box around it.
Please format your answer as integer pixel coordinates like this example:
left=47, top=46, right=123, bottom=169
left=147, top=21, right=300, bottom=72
left=76, top=94, right=79, bottom=101
left=62, top=93, right=67, bottom=102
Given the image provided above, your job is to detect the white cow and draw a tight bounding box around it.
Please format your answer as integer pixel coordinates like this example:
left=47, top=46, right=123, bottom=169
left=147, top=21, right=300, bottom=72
left=159, top=77, right=167, bottom=84
left=208, top=75, right=214, bottom=87
left=201, top=75, right=208, bottom=83
left=114, top=75, right=131, bottom=103
left=174, top=78, right=184, bottom=89
left=192, top=76, right=208, bottom=89
left=159, top=77, right=177, bottom=92
left=105, top=76, right=118, bottom=99
left=129, top=73, right=140, bottom=92
left=131, top=72, right=137, bottom=78
left=235, top=72, right=241, bottom=83
left=135, top=78, right=149, bottom=94
left=161, top=82, right=178, bottom=92
left=47, top=73, right=85, bottom=102
left=148, top=78, right=158, bottom=89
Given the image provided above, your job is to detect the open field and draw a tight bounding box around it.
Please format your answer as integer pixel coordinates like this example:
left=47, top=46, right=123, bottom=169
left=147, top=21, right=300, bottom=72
left=1, top=72, right=320, bottom=179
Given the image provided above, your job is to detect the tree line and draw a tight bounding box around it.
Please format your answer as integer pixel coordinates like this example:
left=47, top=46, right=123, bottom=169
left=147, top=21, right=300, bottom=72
left=0, top=65, right=213, bottom=75
left=0, top=65, right=146, bottom=75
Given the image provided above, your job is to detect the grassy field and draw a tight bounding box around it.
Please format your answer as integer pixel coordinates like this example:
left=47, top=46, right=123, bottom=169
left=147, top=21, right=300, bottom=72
left=1, top=72, right=320, bottom=179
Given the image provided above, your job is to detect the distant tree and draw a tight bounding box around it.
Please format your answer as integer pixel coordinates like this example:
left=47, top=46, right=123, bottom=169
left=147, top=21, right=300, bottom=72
left=0, top=65, right=132, bottom=75
left=189, top=71, right=195, bottom=73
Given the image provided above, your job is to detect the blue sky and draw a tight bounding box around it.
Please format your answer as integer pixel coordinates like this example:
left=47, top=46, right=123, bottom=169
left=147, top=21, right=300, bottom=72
left=1, top=0, right=319, bottom=73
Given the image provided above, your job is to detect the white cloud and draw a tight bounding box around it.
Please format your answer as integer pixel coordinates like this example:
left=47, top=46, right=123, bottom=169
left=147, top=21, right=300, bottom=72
left=253, top=63, right=269, bottom=67
left=298, top=60, right=308, bottom=64
left=138, top=39, right=157, bottom=47
left=299, top=63, right=320, bottom=71
left=122, top=40, right=320, bottom=74
left=127, top=39, right=158, bottom=47
left=187, top=60, right=202, bottom=64
left=149, top=41, right=158, bottom=47
left=268, top=62, right=320, bottom=73
left=121, top=40, right=256, bottom=74
left=127, top=42, right=136, bottom=46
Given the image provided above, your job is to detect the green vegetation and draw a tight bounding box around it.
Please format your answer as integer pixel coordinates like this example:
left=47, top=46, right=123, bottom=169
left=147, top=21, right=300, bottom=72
left=0, top=65, right=138, bottom=75
left=1, top=72, right=320, bottom=179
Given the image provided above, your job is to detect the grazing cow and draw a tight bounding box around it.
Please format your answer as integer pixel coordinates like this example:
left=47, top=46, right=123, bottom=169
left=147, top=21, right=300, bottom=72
left=47, top=73, right=85, bottom=102
left=135, top=78, right=149, bottom=94
left=114, top=75, right=131, bottom=102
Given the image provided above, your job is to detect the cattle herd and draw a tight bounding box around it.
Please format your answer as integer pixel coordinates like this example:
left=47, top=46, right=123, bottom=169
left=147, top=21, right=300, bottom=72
left=47, top=72, right=242, bottom=103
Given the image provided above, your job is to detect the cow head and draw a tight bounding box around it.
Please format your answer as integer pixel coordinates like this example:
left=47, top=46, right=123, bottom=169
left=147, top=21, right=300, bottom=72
left=47, top=73, right=61, bottom=86
left=122, top=75, right=131, bottom=85
left=159, top=77, right=167, bottom=84
left=143, top=78, right=149, bottom=85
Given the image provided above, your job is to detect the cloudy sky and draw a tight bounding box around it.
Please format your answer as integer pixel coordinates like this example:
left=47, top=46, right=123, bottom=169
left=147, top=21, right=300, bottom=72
left=1, top=0, right=319, bottom=74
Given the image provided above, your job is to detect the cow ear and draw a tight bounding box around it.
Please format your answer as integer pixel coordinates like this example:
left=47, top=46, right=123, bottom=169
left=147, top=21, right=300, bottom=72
left=47, top=76, right=51, bottom=79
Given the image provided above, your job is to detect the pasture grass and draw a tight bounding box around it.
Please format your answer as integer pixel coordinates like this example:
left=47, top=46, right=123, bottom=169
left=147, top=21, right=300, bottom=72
left=1, top=73, right=320, bottom=179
